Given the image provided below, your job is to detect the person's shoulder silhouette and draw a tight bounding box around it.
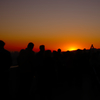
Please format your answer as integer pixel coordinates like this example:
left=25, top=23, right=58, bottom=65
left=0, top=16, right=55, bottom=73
left=0, top=40, right=12, bottom=72
left=39, top=45, right=45, bottom=54
left=17, top=42, right=35, bottom=99
left=40, top=45, right=45, bottom=52
left=18, top=42, right=35, bottom=72
left=36, top=45, right=45, bottom=59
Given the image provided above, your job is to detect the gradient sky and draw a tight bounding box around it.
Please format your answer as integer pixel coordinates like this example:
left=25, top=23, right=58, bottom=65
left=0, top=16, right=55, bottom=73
left=0, top=0, right=100, bottom=52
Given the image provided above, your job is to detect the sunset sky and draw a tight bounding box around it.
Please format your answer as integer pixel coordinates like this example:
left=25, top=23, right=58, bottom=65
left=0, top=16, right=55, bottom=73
left=0, top=0, right=100, bottom=52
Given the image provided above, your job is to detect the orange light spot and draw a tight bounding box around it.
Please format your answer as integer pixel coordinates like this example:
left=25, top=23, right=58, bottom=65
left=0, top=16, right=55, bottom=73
left=66, top=46, right=78, bottom=51
left=68, top=48, right=77, bottom=51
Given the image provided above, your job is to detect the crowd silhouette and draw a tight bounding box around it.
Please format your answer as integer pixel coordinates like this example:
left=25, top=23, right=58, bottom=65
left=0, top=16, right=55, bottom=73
left=0, top=40, right=100, bottom=100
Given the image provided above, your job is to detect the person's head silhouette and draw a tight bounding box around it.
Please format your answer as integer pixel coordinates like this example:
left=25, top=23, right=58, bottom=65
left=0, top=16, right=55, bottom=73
left=27, top=42, right=34, bottom=50
left=39, top=45, right=45, bottom=52
left=0, top=40, right=5, bottom=49
left=58, top=48, right=61, bottom=53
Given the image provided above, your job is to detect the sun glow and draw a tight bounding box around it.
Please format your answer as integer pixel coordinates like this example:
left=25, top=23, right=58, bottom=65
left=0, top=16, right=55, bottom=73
left=68, top=48, right=77, bottom=51
left=67, top=47, right=77, bottom=51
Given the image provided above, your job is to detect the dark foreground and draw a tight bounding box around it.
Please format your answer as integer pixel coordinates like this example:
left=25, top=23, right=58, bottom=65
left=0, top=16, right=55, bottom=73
left=9, top=66, right=100, bottom=100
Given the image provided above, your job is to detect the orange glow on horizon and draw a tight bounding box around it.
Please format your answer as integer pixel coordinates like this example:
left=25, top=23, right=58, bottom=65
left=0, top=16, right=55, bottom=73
left=4, top=44, right=100, bottom=52
left=63, top=43, right=81, bottom=51
left=3, top=41, right=100, bottom=53
left=68, top=47, right=77, bottom=51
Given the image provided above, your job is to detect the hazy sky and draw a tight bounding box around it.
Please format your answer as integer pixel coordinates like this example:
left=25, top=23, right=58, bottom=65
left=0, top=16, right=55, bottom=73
left=0, top=0, right=100, bottom=52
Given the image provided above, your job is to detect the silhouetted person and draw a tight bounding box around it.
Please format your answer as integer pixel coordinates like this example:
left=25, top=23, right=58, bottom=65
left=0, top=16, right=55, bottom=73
left=35, top=45, right=45, bottom=66
left=35, top=45, right=45, bottom=98
left=44, top=50, right=56, bottom=100
left=37, top=49, right=55, bottom=100
left=40, top=45, right=45, bottom=52
left=52, top=51, right=59, bottom=81
left=0, top=40, right=12, bottom=72
left=56, top=49, right=64, bottom=83
left=36, top=45, right=45, bottom=78
left=58, top=48, right=61, bottom=53
left=0, top=40, right=12, bottom=99
left=18, top=42, right=35, bottom=99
